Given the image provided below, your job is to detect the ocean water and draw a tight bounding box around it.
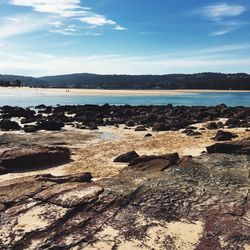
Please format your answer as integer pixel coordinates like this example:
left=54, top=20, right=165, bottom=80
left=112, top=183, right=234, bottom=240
left=0, top=90, right=249, bottom=107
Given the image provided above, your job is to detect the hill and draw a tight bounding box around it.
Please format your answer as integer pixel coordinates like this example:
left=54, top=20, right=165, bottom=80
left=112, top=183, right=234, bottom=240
left=39, top=72, right=250, bottom=90
left=1, top=72, right=250, bottom=90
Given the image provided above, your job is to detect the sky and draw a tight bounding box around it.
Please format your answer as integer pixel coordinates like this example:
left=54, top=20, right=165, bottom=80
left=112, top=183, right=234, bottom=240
left=0, top=0, right=250, bottom=76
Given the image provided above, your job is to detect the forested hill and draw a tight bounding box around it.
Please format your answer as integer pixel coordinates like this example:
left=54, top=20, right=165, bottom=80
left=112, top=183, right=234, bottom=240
left=1, top=72, right=250, bottom=90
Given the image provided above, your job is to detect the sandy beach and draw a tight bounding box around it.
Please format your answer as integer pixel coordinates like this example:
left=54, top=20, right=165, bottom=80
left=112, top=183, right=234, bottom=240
left=1, top=86, right=250, bottom=97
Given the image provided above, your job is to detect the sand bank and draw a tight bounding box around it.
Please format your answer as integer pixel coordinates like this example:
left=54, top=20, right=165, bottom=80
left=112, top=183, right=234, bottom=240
left=1, top=86, right=250, bottom=97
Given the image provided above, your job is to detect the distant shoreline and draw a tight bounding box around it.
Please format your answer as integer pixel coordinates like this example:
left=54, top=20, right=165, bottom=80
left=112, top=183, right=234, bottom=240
left=1, top=86, right=250, bottom=96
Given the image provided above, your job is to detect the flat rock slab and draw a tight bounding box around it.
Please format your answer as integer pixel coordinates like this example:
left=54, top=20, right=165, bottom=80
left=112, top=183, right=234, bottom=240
left=0, top=146, right=70, bottom=172
left=207, top=138, right=250, bottom=154
left=0, top=153, right=249, bottom=249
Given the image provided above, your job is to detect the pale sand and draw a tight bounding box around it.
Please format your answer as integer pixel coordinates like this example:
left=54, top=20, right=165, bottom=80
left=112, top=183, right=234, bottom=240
left=84, top=214, right=204, bottom=250
left=1, top=86, right=250, bottom=97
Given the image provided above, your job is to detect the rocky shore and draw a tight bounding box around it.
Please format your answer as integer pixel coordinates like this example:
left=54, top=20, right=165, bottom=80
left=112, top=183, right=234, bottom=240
left=0, top=104, right=249, bottom=249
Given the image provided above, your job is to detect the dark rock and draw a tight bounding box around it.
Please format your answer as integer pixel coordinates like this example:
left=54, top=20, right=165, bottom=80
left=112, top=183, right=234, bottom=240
left=145, top=133, right=152, bottom=137
left=213, top=130, right=238, bottom=141
left=0, top=120, right=20, bottom=131
left=129, top=153, right=179, bottom=167
left=37, top=120, right=64, bottom=131
left=0, top=166, right=8, bottom=175
left=35, top=173, right=93, bottom=183
left=206, top=122, right=218, bottom=130
left=134, top=126, right=147, bottom=131
left=0, top=146, right=70, bottom=171
left=207, top=138, right=250, bottom=155
left=114, top=151, right=139, bottom=163
left=225, top=117, right=240, bottom=127
left=187, top=131, right=202, bottom=136
left=23, top=125, right=39, bottom=133
left=152, top=122, right=169, bottom=131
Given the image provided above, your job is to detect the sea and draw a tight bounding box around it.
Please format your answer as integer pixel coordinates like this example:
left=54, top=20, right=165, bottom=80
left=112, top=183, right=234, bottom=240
left=0, top=90, right=250, bottom=107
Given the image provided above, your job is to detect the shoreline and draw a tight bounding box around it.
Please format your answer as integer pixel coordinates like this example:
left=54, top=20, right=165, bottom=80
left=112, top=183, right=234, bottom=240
left=1, top=86, right=250, bottom=96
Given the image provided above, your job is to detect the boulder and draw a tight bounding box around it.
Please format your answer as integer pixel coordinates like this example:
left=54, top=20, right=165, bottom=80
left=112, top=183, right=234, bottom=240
left=225, top=117, right=240, bottom=127
left=134, top=126, right=147, bottom=131
left=213, top=130, right=238, bottom=141
left=126, top=153, right=179, bottom=172
left=0, top=120, right=20, bottom=131
left=114, top=151, right=139, bottom=163
left=0, top=146, right=70, bottom=171
left=23, top=125, right=39, bottom=133
left=37, top=120, right=64, bottom=131
left=152, top=123, right=169, bottom=131
left=206, top=122, right=218, bottom=130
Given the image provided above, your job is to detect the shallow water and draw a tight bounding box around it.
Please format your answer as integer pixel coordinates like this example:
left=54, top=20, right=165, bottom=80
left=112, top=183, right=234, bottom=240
left=0, top=90, right=250, bottom=107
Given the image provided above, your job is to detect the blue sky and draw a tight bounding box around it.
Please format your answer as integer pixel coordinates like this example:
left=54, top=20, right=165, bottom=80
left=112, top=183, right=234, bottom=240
left=0, top=0, right=250, bottom=76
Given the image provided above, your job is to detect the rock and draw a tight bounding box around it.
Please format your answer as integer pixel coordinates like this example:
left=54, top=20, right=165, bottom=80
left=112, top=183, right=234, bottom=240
left=23, top=125, right=39, bottom=133
left=114, top=151, right=139, bottom=163
left=35, top=173, right=93, bottom=183
left=188, top=131, right=202, bottom=136
left=213, top=130, right=238, bottom=141
left=152, top=122, right=169, bottom=131
left=37, top=120, right=64, bottom=131
left=0, top=146, right=70, bottom=171
left=0, top=166, right=8, bottom=175
left=183, top=129, right=202, bottom=136
left=134, top=126, right=147, bottom=131
left=0, top=120, right=20, bottom=131
left=145, top=133, right=152, bottom=137
left=206, top=138, right=250, bottom=155
left=0, top=153, right=249, bottom=249
left=1, top=106, right=35, bottom=119
left=225, top=117, right=240, bottom=127
left=128, top=153, right=179, bottom=167
left=206, top=122, right=218, bottom=130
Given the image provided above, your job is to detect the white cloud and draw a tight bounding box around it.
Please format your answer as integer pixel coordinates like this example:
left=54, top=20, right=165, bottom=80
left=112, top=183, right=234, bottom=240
left=210, top=28, right=234, bottom=36
left=78, top=16, right=115, bottom=26
left=0, top=14, right=48, bottom=39
left=200, top=4, right=246, bottom=21
left=8, top=0, right=126, bottom=32
left=1, top=43, right=250, bottom=76
left=197, top=4, right=247, bottom=36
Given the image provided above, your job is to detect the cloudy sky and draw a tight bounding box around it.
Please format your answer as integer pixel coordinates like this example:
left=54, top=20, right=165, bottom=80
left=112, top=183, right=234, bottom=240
left=0, top=0, right=250, bottom=76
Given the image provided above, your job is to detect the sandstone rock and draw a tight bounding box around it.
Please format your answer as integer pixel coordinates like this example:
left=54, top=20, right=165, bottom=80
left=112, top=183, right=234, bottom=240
left=128, top=153, right=179, bottom=167
left=0, top=153, right=249, bottom=249
left=114, top=151, right=139, bottom=163
left=0, top=146, right=70, bottom=171
left=213, top=130, right=238, bottom=141
left=207, top=138, right=250, bottom=155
